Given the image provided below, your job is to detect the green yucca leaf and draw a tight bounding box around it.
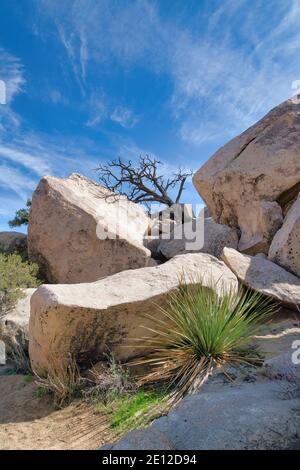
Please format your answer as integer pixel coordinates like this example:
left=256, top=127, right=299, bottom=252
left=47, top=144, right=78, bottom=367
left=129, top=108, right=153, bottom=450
left=130, top=277, right=277, bottom=404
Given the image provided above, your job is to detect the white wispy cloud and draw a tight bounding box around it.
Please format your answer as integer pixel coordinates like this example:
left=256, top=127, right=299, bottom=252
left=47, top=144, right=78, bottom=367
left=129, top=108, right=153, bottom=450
left=56, top=22, right=87, bottom=93
left=49, top=89, right=64, bottom=104
left=0, top=128, right=112, bottom=205
left=38, top=0, right=164, bottom=89
left=86, top=91, right=139, bottom=129
left=0, top=165, right=36, bottom=199
left=0, top=48, right=24, bottom=103
left=37, top=0, right=300, bottom=145
left=0, top=48, right=25, bottom=134
left=0, top=195, right=25, bottom=218
left=0, top=145, right=51, bottom=175
left=168, top=0, right=300, bottom=143
left=110, top=106, right=139, bottom=129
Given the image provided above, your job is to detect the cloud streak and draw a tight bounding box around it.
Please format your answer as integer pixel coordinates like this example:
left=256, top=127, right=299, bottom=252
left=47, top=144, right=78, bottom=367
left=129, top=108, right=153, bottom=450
left=2, top=0, right=300, bottom=230
left=169, top=0, right=300, bottom=143
left=0, top=145, right=51, bottom=175
left=0, top=165, right=36, bottom=199
left=37, top=0, right=300, bottom=145
left=0, top=48, right=25, bottom=134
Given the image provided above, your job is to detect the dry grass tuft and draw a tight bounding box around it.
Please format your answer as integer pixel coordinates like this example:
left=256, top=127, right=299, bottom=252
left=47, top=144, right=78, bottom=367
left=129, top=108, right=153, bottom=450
left=33, top=354, right=83, bottom=407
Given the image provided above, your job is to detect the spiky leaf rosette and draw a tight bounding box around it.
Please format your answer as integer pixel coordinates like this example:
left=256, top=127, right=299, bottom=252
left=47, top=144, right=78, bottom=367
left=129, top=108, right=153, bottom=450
left=131, top=280, right=277, bottom=404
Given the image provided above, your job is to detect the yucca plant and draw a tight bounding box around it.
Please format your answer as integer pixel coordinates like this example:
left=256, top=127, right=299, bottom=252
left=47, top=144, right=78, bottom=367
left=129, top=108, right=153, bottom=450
left=131, top=279, right=277, bottom=404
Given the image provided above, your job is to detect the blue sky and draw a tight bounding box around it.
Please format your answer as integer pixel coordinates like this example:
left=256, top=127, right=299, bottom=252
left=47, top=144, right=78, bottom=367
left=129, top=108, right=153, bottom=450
left=1, top=0, right=300, bottom=232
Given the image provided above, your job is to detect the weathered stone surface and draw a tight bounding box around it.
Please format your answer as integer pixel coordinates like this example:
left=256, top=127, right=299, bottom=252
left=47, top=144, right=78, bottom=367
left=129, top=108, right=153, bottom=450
left=29, top=253, right=238, bottom=374
left=221, top=247, right=300, bottom=310
left=158, top=217, right=238, bottom=259
left=204, top=206, right=212, bottom=218
left=193, top=98, right=300, bottom=254
left=0, top=288, right=35, bottom=355
left=148, top=204, right=194, bottom=238
left=145, top=205, right=195, bottom=259
left=105, top=317, right=300, bottom=451
left=0, top=231, right=27, bottom=258
left=254, top=315, right=300, bottom=359
left=262, top=352, right=300, bottom=385
left=238, top=200, right=283, bottom=254
left=269, top=193, right=300, bottom=276
left=103, top=428, right=174, bottom=450
left=107, top=381, right=299, bottom=450
left=28, top=173, right=151, bottom=283
left=143, top=237, right=162, bottom=259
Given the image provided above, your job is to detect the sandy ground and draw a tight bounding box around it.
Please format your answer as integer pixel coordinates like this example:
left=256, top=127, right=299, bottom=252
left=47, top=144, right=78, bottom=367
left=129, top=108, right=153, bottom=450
left=0, top=375, right=113, bottom=450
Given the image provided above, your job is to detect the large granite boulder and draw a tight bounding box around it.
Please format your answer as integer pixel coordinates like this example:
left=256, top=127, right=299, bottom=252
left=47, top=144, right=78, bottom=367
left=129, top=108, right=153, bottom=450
left=193, top=98, right=300, bottom=254
left=269, top=193, right=300, bottom=277
left=221, top=247, right=300, bottom=310
left=29, top=253, right=238, bottom=374
left=0, top=231, right=28, bottom=258
left=28, top=174, right=151, bottom=283
left=158, top=217, right=238, bottom=259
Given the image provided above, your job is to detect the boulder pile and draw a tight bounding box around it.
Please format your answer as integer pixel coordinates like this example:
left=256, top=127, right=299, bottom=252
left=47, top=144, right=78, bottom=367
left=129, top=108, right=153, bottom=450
left=22, top=96, right=300, bottom=377
left=1, top=96, right=299, bottom=409
left=193, top=98, right=300, bottom=257
left=157, top=217, right=238, bottom=259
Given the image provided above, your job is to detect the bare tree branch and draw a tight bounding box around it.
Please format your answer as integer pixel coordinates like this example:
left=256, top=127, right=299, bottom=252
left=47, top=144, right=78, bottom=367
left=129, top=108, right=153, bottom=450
left=96, top=155, right=193, bottom=207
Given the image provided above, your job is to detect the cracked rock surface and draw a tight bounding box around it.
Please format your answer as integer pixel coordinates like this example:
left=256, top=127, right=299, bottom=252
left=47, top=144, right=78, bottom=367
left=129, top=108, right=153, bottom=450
left=193, top=98, right=300, bottom=255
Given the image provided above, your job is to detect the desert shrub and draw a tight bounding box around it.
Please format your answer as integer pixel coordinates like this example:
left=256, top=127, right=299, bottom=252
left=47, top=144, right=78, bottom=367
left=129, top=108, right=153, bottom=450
left=34, top=354, right=133, bottom=409
left=132, top=282, right=277, bottom=403
left=0, top=252, right=40, bottom=316
left=33, top=355, right=83, bottom=407
left=0, top=236, right=28, bottom=261
left=34, top=352, right=169, bottom=438
left=84, top=354, right=135, bottom=404
left=84, top=354, right=168, bottom=435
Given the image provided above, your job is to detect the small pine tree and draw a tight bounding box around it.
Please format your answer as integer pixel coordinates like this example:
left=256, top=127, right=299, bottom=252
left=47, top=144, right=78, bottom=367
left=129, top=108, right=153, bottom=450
left=8, top=199, right=31, bottom=227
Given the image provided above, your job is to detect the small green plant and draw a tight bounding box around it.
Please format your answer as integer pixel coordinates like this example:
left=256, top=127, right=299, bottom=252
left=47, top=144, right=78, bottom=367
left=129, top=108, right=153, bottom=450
left=84, top=354, right=169, bottom=435
left=109, top=389, right=167, bottom=432
left=22, top=374, right=34, bottom=384
left=94, top=388, right=167, bottom=435
left=34, top=385, right=51, bottom=399
left=0, top=252, right=40, bottom=316
left=132, top=281, right=277, bottom=403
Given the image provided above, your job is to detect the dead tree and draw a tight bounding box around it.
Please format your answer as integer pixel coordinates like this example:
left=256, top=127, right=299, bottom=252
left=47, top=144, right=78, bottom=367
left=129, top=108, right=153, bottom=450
left=96, top=155, right=193, bottom=207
